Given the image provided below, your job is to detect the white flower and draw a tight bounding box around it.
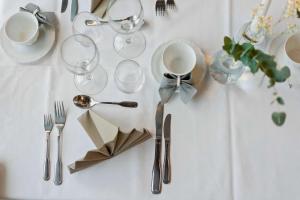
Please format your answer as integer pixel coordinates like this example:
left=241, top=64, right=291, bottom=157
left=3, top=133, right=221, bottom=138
left=284, top=0, right=297, bottom=18
left=257, top=16, right=273, bottom=33
left=295, top=0, right=300, bottom=11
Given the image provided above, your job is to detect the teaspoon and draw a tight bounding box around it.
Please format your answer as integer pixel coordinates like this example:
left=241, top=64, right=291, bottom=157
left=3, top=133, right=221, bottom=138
left=73, top=95, right=138, bottom=109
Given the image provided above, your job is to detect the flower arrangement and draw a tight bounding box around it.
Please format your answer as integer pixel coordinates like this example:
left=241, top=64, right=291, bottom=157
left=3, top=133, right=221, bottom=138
left=222, top=36, right=291, bottom=126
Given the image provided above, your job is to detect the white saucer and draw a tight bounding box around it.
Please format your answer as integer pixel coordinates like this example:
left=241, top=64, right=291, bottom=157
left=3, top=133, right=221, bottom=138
left=266, top=18, right=300, bottom=86
left=0, top=24, right=55, bottom=64
left=151, top=39, right=207, bottom=84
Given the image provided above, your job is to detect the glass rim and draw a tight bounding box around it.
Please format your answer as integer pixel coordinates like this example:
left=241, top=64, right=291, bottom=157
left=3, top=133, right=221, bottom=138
left=60, top=34, right=98, bottom=71
left=107, top=0, right=144, bottom=22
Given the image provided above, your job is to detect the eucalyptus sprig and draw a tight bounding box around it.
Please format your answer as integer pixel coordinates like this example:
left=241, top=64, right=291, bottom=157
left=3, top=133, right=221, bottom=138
left=222, top=36, right=291, bottom=126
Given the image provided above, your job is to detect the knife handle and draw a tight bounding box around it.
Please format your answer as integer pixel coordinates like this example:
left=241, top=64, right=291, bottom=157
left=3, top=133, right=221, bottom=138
left=151, top=139, right=162, bottom=194
left=163, top=141, right=171, bottom=184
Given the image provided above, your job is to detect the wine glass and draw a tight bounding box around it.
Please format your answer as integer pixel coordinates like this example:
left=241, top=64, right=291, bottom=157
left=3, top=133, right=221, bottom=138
left=108, top=0, right=146, bottom=59
left=60, top=34, right=108, bottom=95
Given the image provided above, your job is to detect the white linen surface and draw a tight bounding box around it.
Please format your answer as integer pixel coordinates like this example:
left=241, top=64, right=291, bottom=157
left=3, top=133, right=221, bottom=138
left=0, top=0, right=299, bottom=199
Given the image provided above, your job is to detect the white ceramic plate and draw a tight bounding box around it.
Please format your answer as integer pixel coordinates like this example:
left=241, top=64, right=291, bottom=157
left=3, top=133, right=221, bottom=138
left=0, top=24, right=55, bottom=64
left=151, top=39, right=207, bottom=84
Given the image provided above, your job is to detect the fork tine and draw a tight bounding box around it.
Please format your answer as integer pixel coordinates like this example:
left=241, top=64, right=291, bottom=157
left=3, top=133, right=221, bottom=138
left=59, top=102, right=63, bottom=117
left=61, top=102, right=65, bottom=116
left=44, top=115, right=46, bottom=127
left=58, top=101, right=62, bottom=118
left=56, top=101, right=61, bottom=117
left=46, top=114, right=49, bottom=126
left=54, top=102, right=58, bottom=119
left=49, top=114, right=53, bottom=125
left=47, top=114, right=51, bottom=126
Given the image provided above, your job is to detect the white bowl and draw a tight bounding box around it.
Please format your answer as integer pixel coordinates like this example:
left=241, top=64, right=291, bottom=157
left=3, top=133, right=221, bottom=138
left=5, top=12, right=39, bottom=45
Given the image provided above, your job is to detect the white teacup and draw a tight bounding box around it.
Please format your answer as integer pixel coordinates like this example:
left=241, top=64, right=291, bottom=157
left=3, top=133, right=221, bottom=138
left=5, top=12, right=39, bottom=46
left=162, top=41, right=197, bottom=77
left=285, top=32, right=300, bottom=68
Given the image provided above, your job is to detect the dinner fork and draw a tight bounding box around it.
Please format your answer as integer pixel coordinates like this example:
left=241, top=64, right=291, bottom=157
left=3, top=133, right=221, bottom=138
left=166, top=0, right=176, bottom=10
left=54, top=101, right=66, bottom=185
left=155, top=0, right=166, bottom=16
left=43, top=114, right=53, bottom=181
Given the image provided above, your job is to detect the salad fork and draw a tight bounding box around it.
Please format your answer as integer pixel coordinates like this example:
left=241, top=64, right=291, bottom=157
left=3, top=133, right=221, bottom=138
left=54, top=101, right=66, bottom=185
left=166, top=0, right=176, bottom=10
left=43, top=114, right=53, bottom=181
left=155, top=0, right=166, bottom=16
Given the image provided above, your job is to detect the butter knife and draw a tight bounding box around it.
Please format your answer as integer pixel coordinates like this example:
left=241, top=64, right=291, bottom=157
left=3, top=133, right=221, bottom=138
left=151, top=102, right=164, bottom=194
left=71, top=0, right=78, bottom=21
left=163, top=114, right=171, bottom=184
left=61, top=0, right=68, bottom=13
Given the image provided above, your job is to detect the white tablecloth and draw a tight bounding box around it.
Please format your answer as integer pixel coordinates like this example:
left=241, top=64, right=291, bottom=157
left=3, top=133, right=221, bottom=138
left=0, top=0, right=300, bottom=199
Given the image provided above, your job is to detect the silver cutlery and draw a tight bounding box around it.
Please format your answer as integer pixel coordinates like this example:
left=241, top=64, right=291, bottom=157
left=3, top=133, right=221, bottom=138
left=151, top=102, right=164, bottom=194
left=73, top=95, right=138, bottom=109
left=54, top=101, right=66, bottom=185
left=163, top=114, right=171, bottom=184
left=61, top=0, right=68, bottom=13
left=155, top=0, right=166, bottom=16
left=71, top=0, right=78, bottom=21
left=166, top=0, right=176, bottom=10
left=43, top=114, right=53, bottom=181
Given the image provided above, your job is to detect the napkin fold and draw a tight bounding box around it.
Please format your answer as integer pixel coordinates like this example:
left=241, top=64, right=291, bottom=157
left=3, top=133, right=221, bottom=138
left=92, top=0, right=109, bottom=18
left=20, top=3, right=57, bottom=26
left=68, top=110, right=152, bottom=173
left=159, top=73, right=197, bottom=104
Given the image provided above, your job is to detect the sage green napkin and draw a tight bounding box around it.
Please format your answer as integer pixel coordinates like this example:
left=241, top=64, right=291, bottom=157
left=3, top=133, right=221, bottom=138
left=68, top=110, right=152, bottom=173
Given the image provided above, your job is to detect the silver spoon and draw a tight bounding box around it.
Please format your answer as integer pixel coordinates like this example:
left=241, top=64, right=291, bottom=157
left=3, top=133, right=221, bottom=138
left=73, top=95, right=138, bottom=109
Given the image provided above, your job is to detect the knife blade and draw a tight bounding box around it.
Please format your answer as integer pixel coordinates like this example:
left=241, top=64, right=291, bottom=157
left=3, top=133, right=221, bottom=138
left=61, top=0, right=68, bottom=13
left=71, top=0, right=78, bottom=21
left=163, top=114, right=171, bottom=184
left=151, top=102, right=164, bottom=194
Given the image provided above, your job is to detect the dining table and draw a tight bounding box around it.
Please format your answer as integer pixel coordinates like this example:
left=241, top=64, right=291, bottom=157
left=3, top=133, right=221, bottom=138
left=0, top=0, right=300, bottom=199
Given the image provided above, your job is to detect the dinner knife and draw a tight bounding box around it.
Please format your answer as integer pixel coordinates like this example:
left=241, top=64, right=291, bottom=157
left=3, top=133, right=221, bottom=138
left=163, top=114, right=171, bottom=184
left=61, top=0, right=68, bottom=13
left=71, top=0, right=78, bottom=21
left=151, top=102, right=164, bottom=194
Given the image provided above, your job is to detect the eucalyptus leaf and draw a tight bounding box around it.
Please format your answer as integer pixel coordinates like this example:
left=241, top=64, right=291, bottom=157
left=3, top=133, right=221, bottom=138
left=276, top=97, right=285, bottom=105
left=273, top=66, right=291, bottom=82
left=223, top=36, right=232, bottom=53
left=272, top=112, right=286, bottom=126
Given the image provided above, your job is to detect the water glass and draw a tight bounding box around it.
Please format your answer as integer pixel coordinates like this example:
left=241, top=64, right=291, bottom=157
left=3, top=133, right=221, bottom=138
left=114, top=60, right=145, bottom=93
